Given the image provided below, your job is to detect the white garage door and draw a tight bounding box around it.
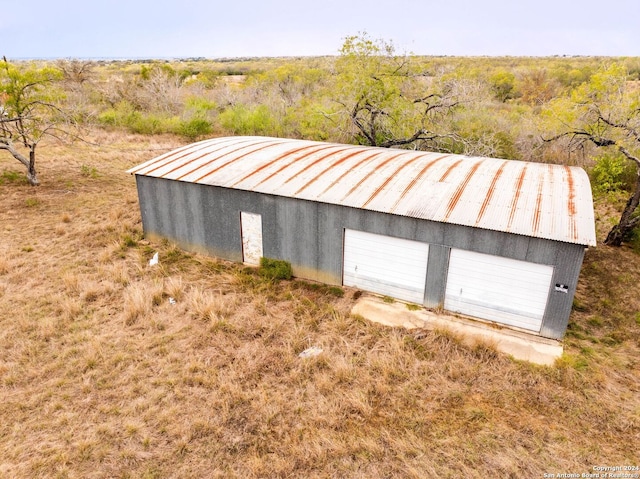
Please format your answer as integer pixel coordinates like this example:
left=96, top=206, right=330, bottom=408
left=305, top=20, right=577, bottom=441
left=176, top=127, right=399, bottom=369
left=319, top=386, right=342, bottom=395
left=444, top=249, right=553, bottom=332
left=343, top=229, right=429, bottom=303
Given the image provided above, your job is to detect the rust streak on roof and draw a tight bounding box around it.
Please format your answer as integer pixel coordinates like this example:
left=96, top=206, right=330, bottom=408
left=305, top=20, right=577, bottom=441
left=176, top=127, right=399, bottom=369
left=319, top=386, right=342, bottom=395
left=318, top=152, right=381, bottom=197
left=340, top=153, right=406, bottom=203
left=531, top=166, right=547, bottom=235
left=127, top=143, right=195, bottom=174
left=294, top=149, right=368, bottom=195
left=438, top=159, right=464, bottom=182
left=443, top=161, right=482, bottom=221
left=475, top=161, right=508, bottom=226
left=283, top=147, right=356, bottom=186
left=192, top=141, right=286, bottom=183
left=231, top=144, right=320, bottom=187
left=564, top=165, right=578, bottom=241
left=129, top=141, right=221, bottom=175
left=564, top=166, right=576, bottom=216
left=507, top=164, right=528, bottom=230
left=362, top=156, right=421, bottom=208
left=390, top=154, right=450, bottom=213
left=250, top=145, right=338, bottom=190
left=159, top=142, right=250, bottom=178
left=174, top=139, right=276, bottom=182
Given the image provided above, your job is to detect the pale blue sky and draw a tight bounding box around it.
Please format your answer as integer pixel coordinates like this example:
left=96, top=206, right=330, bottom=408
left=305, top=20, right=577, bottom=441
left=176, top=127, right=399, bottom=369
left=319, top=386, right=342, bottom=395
left=2, top=0, right=639, bottom=59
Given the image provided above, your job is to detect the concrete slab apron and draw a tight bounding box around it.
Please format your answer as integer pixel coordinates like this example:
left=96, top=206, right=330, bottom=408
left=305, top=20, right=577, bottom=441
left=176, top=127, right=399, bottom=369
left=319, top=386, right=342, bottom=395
left=351, top=295, right=563, bottom=366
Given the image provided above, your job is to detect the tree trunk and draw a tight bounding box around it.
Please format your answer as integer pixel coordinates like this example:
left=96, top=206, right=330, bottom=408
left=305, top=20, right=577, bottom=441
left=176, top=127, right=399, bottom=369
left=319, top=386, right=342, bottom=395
left=604, top=172, right=640, bottom=246
left=0, top=139, right=39, bottom=186
left=26, top=146, right=39, bottom=186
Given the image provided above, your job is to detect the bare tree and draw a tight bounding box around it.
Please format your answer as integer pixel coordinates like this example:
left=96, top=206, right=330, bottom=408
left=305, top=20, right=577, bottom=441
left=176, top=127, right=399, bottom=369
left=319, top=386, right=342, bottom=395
left=56, top=59, right=95, bottom=87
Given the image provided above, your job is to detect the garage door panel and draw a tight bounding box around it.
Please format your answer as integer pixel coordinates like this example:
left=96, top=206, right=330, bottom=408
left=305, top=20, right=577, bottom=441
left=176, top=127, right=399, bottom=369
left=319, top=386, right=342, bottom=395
left=347, top=277, right=426, bottom=301
left=444, top=249, right=553, bottom=332
left=444, top=298, right=544, bottom=331
left=343, top=229, right=428, bottom=303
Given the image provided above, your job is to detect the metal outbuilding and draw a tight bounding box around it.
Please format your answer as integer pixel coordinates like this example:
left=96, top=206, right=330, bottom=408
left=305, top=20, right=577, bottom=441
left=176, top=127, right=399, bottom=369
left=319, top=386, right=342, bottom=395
left=128, top=136, right=596, bottom=340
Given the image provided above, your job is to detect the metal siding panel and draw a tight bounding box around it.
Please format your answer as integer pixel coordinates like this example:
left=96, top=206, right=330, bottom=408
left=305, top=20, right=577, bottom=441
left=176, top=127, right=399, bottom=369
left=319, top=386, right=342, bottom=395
left=540, top=244, right=585, bottom=339
left=444, top=249, right=554, bottom=332
left=424, top=244, right=450, bottom=308
left=344, top=229, right=429, bottom=303
left=201, top=186, right=243, bottom=261
left=469, top=228, right=506, bottom=257
left=135, top=175, right=159, bottom=237
left=317, top=203, right=345, bottom=284
left=499, top=233, right=531, bottom=261
left=525, top=237, right=558, bottom=264
left=274, top=196, right=320, bottom=277
left=164, top=180, right=189, bottom=242
left=185, top=182, right=207, bottom=248
left=443, top=223, right=474, bottom=250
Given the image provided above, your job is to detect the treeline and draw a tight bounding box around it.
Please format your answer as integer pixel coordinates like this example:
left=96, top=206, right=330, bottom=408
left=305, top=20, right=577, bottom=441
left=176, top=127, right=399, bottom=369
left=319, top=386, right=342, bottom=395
left=54, top=52, right=639, bottom=166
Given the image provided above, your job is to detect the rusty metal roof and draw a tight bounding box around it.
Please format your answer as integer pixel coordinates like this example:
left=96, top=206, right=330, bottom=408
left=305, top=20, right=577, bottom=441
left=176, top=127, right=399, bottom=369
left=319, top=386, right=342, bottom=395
left=128, top=136, right=597, bottom=246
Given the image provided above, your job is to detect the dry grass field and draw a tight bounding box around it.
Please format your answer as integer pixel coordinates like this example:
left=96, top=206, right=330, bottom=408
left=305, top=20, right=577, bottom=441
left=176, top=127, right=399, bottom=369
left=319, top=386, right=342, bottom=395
left=0, top=131, right=639, bottom=478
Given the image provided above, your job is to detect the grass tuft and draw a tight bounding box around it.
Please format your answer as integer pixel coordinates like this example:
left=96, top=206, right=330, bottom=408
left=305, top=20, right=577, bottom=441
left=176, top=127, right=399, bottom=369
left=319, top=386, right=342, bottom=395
left=259, top=257, right=293, bottom=280
left=0, top=169, right=27, bottom=184
left=0, top=254, right=9, bottom=275
left=187, top=287, right=235, bottom=322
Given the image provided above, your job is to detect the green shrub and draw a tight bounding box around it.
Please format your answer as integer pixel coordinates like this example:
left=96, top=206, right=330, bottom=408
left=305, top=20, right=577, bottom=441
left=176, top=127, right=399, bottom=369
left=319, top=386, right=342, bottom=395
left=97, top=109, right=118, bottom=127
left=128, top=112, right=158, bottom=134
left=178, top=117, right=213, bottom=140
left=590, top=152, right=636, bottom=195
left=489, top=69, right=516, bottom=102
left=327, top=286, right=344, bottom=298
left=219, top=104, right=281, bottom=136
left=185, top=96, right=217, bottom=113
left=97, top=101, right=181, bottom=135
left=258, top=257, right=293, bottom=280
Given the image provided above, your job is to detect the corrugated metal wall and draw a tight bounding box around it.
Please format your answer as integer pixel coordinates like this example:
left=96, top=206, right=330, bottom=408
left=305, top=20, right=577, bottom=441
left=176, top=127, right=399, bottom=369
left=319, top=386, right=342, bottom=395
left=135, top=175, right=585, bottom=340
